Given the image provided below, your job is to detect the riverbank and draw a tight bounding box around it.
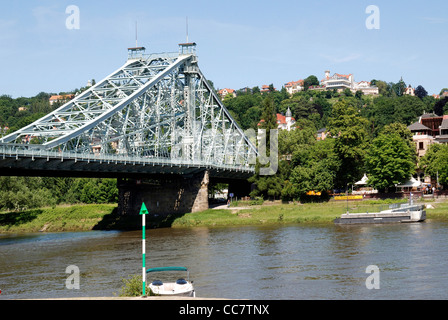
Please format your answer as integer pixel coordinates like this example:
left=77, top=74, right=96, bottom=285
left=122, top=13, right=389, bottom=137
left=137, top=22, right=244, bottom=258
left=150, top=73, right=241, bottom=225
left=0, top=204, right=118, bottom=233
left=2, top=198, right=448, bottom=233
left=171, top=199, right=429, bottom=227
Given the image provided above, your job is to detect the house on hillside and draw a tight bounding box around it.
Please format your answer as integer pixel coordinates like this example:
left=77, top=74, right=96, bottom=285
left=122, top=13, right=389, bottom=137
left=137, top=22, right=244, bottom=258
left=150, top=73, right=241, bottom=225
left=404, top=85, right=415, bottom=96
left=284, top=80, right=304, bottom=95
left=408, top=113, right=448, bottom=158
left=258, top=107, right=296, bottom=131
left=49, top=94, right=74, bottom=105
left=217, top=88, right=236, bottom=99
left=319, top=70, right=378, bottom=95
left=316, top=128, right=328, bottom=141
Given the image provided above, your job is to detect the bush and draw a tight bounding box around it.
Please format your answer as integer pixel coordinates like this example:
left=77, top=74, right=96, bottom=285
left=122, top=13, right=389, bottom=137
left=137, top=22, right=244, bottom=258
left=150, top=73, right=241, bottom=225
left=117, top=274, right=156, bottom=297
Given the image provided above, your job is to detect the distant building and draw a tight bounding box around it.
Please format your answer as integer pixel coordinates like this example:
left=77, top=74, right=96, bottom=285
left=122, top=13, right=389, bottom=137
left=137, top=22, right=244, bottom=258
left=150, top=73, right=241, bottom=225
left=408, top=113, right=448, bottom=157
left=316, top=128, right=328, bottom=141
left=284, top=80, right=304, bottom=95
left=260, top=85, right=276, bottom=94
left=353, top=81, right=379, bottom=95
left=217, top=88, right=236, bottom=99
left=320, top=70, right=378, bottom=95
left=49, top=94, right=74, bottom=105
left=404, top=85, right=415, bottom=96
left=258, top=107, right=296, bottom=131
left=321, top=70, right=353, bottom=92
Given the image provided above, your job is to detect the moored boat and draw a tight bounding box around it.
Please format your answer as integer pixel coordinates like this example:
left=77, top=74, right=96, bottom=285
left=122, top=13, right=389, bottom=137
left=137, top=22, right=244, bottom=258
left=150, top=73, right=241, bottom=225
left=334, top=203, right=426, bottom=224
left=147, top=266, right=195, bottom=297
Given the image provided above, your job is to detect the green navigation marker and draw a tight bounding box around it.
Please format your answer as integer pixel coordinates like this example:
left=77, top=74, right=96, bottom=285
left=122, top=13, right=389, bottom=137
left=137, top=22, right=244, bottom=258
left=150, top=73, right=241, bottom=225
left=140, top=202, right=148, bottom=296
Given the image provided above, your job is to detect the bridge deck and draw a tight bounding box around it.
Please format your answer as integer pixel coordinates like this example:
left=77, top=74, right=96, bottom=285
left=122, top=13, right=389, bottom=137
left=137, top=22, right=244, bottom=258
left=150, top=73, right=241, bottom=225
left=0, top=151, right=254, bottom=179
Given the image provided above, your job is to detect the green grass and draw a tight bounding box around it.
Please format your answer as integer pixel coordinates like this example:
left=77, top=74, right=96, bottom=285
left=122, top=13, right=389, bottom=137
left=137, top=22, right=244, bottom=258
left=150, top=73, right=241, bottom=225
left=172, top=201, right=349, bottom=227
left=0, top=204, right=118, bottom=233
left=2, top=198, right=448, bottom=233
left=172, top=198, right=448, bottom=228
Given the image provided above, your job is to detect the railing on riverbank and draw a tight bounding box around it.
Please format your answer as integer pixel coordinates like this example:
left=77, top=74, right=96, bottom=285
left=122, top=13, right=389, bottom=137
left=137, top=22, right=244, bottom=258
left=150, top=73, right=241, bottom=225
left=343, top=201, right=414, bottom=214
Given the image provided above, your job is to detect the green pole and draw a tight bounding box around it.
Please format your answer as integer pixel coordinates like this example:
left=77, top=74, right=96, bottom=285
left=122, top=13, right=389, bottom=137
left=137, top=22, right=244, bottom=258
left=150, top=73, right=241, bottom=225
left=139, top=202, right=148, bottom=296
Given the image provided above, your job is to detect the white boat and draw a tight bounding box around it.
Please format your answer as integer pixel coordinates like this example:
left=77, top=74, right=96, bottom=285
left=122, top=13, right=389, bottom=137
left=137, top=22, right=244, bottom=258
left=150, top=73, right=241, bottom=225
left=147, top=266, right=195, bottom=297
left=334, top=203, right=426, bottom=224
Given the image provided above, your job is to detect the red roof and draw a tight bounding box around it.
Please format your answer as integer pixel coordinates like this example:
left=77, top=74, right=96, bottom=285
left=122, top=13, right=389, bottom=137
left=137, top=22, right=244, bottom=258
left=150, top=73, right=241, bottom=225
left=49, top=94, right=74, bottom=101
left=258, top=113, right=295, bottom=126
left=285, top=80, right=304, bottom=87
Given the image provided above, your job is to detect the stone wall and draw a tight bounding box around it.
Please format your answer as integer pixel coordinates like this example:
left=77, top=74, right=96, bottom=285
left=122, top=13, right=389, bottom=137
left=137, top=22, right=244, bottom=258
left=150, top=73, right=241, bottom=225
left=117, top=170, right=209, bottom=216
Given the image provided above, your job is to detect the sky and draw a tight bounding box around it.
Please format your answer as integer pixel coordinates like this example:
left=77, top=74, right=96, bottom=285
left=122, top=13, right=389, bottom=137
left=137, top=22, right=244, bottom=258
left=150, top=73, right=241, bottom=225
left=1, top=0, right=447, bottom=98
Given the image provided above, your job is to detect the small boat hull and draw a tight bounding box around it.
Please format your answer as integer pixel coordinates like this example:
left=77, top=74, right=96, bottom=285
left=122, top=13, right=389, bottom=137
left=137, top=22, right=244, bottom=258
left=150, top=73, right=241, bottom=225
left=149, top=281, right=195, bottom=297
left=334, top=204, right=426, bottom=225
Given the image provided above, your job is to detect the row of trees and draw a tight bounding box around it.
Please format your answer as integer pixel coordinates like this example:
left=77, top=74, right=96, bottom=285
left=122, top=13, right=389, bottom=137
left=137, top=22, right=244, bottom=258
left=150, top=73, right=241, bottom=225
left=0, top=177, right=118, bottom=211
left=1, top=75, right=448, bottom=208
left=222, top=81, right=445, bottom=139
left=248, top=95, right=437, bottom=202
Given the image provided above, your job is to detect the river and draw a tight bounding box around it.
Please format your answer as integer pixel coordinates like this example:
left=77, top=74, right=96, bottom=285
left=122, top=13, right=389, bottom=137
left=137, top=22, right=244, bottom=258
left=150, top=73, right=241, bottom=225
left=1, top=220, right=448, bottom=300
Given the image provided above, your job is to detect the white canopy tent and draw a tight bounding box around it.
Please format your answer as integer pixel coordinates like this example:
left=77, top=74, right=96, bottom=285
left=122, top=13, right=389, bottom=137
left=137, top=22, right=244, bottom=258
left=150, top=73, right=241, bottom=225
left=395, top=177, right=422, bottom=190
left=355, top=174, right=369, bottom=185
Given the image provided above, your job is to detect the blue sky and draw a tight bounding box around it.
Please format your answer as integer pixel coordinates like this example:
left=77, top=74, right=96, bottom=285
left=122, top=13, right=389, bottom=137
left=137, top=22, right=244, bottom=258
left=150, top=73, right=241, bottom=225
left=1, top=0, right=447, bottom=97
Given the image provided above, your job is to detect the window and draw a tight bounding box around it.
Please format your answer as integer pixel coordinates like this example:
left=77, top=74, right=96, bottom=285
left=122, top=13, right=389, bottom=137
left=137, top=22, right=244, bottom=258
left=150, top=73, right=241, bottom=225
left=419, top=142, right=424, bottom=150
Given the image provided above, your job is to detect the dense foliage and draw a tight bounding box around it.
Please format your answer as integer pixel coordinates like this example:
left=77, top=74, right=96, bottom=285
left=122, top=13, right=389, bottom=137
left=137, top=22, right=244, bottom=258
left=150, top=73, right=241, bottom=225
left=0, top=176, right=118, bottom=211
left=0, top=76, right=445, bottom=208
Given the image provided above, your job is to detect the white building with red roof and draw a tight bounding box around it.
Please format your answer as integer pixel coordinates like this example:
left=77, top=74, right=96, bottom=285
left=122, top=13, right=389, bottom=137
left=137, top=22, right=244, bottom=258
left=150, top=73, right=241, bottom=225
left=284, top=80, right=304, bottom=95
left=320, top=70, right=378, bottom=95
left=258, top=107, right=296, bottom=131
left=217, top=88, right=236, bottom=99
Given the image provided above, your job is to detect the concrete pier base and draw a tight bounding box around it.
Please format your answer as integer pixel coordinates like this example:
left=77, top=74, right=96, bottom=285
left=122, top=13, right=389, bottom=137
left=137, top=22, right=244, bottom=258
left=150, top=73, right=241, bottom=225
left=117, top=170, right=209, bottom=217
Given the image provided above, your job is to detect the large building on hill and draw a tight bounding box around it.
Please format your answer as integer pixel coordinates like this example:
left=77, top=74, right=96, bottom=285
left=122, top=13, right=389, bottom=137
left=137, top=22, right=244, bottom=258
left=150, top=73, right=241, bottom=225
left=408, top=113, right=448, bottom=158
left=319, top=70, right=379, bottom=95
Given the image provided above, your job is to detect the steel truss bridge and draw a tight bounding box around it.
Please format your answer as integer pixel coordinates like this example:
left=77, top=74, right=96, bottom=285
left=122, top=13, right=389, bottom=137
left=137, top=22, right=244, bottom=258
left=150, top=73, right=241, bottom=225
left=0, top=43, right=257, bottom=179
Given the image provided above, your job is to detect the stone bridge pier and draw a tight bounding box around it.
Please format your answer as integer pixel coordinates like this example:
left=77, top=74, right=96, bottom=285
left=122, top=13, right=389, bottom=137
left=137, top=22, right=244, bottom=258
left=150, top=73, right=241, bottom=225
left=117, top=170, right=210, bottom=217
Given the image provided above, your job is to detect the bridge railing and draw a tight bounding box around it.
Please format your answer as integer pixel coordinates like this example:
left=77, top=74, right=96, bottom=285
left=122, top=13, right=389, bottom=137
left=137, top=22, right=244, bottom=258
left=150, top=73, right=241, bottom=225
left=0, top=144, right=255, bottom=173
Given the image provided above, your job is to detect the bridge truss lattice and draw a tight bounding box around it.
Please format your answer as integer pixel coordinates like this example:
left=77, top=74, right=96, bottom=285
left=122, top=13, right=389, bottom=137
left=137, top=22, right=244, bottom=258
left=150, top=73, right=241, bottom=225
left=0, top=44, right=257, bottom=177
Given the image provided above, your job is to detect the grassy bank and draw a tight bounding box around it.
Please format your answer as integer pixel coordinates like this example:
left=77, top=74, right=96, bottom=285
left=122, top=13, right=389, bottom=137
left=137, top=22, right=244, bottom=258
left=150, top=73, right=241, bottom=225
left=2, top=198, right=448, bottom=233
left=172, top=198, right=448, bottom=228
left=0, top=204, right=118, bottom=233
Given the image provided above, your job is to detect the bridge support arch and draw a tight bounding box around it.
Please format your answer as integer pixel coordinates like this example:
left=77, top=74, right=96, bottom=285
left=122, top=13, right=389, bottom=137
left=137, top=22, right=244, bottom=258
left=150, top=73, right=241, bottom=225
left=117, top=170, right=209, bottom=217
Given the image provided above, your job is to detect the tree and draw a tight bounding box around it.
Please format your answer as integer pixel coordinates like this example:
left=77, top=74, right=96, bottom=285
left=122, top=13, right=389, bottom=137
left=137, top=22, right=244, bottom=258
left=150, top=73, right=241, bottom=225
left=392, top=78, right=406, bottom=96
left=328, top=100, right=369, bottom=188
left=414, top=85, right=428, bottom=99
left=434, top=96, right=448, bottom=116
left=439, top=88, right=448, bottom=96
left=420, top=144, right=448, bottom=188
left=365, top=133, right=416, bottom=192
left=279, top=95, right=317, bottom=120
left=374, top=80, right=390, bottom=96
left=249, top=97, right=283, bottom=200
left=259, top=96, right=277, bottom=131
left=343, top=88, right=353, bottom=97
left=288, top=138, right=340, bottom=201
left=303, top=75, right=319, bottom=91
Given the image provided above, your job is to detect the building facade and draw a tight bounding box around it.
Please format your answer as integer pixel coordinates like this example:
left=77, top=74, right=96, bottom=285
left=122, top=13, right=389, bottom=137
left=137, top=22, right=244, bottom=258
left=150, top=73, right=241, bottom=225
left=217, top=88, right=236, bottom=99
left=49, top=94, right=75, bottom=105
left=284, top=80, right=304, bottom=95
left=408, top=113, right=448, bottom=157
left=320, top=70, right=379, bottom=95
left=258, top=107, right=296, bottom=131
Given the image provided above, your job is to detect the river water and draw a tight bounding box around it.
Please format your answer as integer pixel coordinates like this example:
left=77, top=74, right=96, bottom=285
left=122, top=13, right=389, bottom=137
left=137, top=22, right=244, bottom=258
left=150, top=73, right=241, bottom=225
left=1, top=220, right=448, bottom=300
